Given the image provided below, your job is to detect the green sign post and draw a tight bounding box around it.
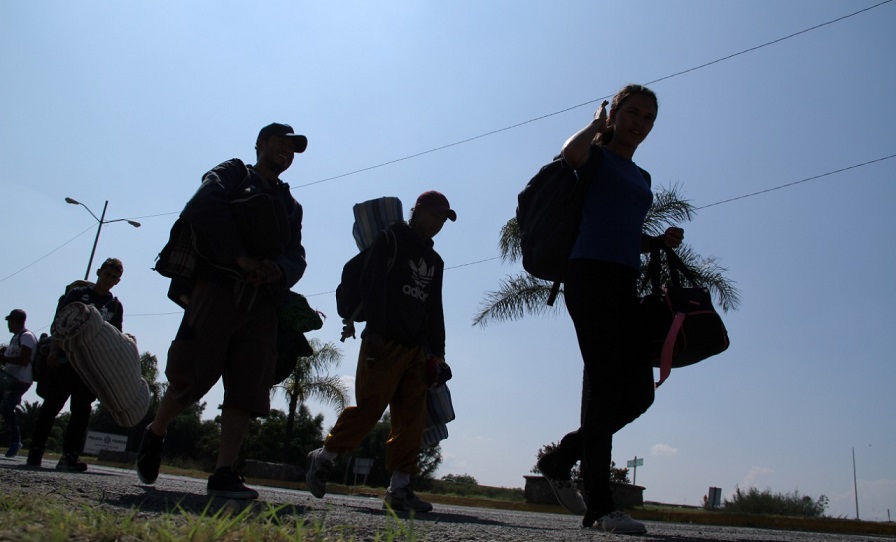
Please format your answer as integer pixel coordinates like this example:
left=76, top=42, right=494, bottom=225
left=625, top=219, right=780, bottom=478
left=626, top=456, right=644, bottom=485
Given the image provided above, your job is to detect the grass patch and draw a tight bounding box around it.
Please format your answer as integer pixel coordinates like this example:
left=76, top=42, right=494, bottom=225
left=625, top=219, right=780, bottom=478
left=0, top=490, right=429, bottom=542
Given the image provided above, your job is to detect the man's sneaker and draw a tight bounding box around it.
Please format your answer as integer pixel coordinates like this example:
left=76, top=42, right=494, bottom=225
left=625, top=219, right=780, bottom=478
left=207, top=467, right=259, bottom=500
left=26, top=448, right=43, bottom=467
left=597, top=511, right=647, bottom=534
left=56, top=452, right=88, bottom=472
left=543, top=476, right=587, bottom=515
left=383, top=487, right=433, bottom=513
left=5, top=441, right=22, bottom=458
left=136, top=426, right=165, bottom=484
left=305, top=448, right=335, bottom=498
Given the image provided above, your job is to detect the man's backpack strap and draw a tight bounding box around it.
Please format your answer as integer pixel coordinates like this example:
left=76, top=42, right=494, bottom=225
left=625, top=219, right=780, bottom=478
left=203, top=158, right=252, bottom=193
left=339, top=228, right=397, bottom=342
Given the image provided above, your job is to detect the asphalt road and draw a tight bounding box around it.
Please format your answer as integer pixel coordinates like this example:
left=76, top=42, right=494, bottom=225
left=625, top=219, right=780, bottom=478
left=0, top=457, right=891, bottom=541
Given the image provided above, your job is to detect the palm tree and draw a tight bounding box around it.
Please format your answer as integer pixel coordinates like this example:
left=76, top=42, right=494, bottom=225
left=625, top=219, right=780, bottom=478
left=272, top=338, right=349, bottom=452
left=474, top=184, right=740, bottom=326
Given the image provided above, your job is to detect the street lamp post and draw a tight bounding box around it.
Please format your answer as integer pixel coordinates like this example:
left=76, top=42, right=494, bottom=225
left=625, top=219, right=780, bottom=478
left=65, top=197, right=141, bottom=280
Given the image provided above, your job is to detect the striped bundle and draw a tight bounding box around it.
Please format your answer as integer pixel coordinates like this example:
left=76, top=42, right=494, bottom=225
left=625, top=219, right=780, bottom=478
left=52, top=302, right=151, bottom=427
left=351, top=196, right=404, bottom=251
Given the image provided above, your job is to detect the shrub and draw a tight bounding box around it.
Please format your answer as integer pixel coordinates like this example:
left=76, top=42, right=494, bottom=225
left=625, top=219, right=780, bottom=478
left=442, top=473, right=478, bottom=485
left=723, top=486, right=829, bottom=517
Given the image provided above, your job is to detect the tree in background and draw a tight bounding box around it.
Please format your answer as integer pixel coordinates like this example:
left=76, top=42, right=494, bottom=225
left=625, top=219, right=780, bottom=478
left=416, top=444, right=443, bottom=489
left=332, top=414, right=443, bottom=489
left=17, top=401, right=42, bottom=450
left=241, top=405, right=325, bottom=464
left=272, top=337, right=348, bottom=457
left=533, top=442, right=629, bottom=484
left=474, top=185, right=740, bottom=326
left=69, top=347, right=334, bottom=470
left=89, top=351, right=170, bottom=452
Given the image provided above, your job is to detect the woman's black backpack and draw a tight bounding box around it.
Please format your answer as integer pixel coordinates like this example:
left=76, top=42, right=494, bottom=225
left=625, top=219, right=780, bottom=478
left=516, top=146, right=648, bottom=306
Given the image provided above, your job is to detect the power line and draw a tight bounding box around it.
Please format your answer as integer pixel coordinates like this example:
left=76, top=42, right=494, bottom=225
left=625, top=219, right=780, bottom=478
left=48, top=1, right=894, bottom=217
left=31, top=150, right=893, bottom=312
left=293, top=0, right=891, bottom=190
left=642, top=0, right=892, bottom=89
left=0, top=225, right=96, bottom=283
left=696, top=154, right=896, bottom=210
left=7, top=2, right=891, bottom=288
left=306, top=150, right=895, bottom=298
left=128, top=211, right=179, bottom=220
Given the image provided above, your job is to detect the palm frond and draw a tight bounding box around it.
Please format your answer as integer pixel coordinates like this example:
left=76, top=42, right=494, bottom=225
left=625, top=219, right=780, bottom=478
left=639, top=245, right=741, bottom=312
left=477, top=183, right=739, bottom=329
left=498, top=218, right=522, bottom=263
left=642, top=183, right=695, bottom=235
left=299, top=374, right=350, bottom=411
left=473, top=273, right=566, bottom=327
left=274, top=338, right=350, bottom=411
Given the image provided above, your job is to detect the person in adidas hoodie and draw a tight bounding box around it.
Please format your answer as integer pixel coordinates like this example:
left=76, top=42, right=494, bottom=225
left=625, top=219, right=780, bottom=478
left=306, top=190, right=455, bottom=513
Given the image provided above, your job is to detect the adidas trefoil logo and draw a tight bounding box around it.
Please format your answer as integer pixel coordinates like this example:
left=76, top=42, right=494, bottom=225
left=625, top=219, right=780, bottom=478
left=402, top=258, right=434, bottom=301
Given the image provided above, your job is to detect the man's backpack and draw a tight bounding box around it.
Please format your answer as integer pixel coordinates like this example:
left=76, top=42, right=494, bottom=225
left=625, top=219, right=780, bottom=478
left=153, top=159, right=251, bottom=308
left=516, top=147, right=649, bottom=305
left=335, top=197, right=403, bottom=341
left=31, top=335, right=52, bottom=383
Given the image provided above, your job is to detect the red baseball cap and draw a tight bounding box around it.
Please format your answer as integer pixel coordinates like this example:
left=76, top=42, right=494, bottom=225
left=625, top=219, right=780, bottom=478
left=414, top=191, right=456, bottom=221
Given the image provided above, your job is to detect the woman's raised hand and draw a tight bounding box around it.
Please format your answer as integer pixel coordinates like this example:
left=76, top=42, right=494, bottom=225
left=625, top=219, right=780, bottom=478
left=593, top=100, right=610, bottom=131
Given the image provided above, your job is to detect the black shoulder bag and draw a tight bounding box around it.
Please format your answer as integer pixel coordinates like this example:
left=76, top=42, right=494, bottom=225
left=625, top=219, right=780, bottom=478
left=638, top=247, right=730, bottom=387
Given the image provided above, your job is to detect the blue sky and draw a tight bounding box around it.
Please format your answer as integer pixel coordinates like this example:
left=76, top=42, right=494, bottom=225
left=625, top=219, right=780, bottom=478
left=2, top=1, right=894, bottom=521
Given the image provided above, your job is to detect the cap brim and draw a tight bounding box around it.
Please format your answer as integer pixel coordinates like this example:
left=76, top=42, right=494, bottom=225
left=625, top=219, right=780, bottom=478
left=288, top=135, right=308, bottom=153
left=427, top=207, right=456, bottom=221
left=415, top=202, right=456, bottom=221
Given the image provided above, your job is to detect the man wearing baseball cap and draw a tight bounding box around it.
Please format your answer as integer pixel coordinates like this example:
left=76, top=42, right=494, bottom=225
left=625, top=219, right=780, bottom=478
left=1, top=309, right=36, bottom=458
left=138, top=123, right=308, bottom=499
left=306, top=190, right=455, bottom=513
left=256, top=123, right=308, bottom=154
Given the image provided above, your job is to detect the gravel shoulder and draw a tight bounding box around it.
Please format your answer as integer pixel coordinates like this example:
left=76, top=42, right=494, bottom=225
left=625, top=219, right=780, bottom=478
left=2, top=457, right=893, bottom=542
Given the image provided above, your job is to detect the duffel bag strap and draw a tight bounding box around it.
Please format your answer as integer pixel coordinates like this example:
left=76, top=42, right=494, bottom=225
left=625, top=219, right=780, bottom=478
left=656, top=312, right=685, bottom=388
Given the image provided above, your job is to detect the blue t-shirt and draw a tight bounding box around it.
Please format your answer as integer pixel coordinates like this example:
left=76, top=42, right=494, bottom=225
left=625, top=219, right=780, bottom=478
left=569, top=146, right=653, bottom=270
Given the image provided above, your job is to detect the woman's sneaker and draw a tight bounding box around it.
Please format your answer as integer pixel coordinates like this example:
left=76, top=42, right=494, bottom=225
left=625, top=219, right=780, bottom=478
left=537, top=451, right=586, bottom=515
left=544, top=477, right=587, bottom=515
left=597, top=511, right=647, bottom=534
left=383, top=487, right=433, bottom=513
left=207, top=467, right=259, bottom=500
